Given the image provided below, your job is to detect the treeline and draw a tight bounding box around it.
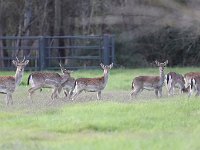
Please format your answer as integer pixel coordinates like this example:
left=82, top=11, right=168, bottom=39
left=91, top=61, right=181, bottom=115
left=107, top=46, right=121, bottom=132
left=0, top=0, right=200, bottom=67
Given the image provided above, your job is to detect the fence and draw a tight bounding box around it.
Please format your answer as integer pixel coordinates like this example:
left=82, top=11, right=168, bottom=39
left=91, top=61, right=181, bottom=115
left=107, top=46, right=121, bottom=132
left=0, top=34, right=115, bottom=70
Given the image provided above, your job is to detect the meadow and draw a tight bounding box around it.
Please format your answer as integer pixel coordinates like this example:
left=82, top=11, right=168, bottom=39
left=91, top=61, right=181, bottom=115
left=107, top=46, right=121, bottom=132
left=0, top=67, right=200, bottom=150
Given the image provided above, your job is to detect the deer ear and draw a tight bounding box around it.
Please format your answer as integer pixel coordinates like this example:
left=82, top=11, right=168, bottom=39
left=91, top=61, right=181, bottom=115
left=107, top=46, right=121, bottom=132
left=155, top=60, right=160, bottom=66
left=100, top=63, right=104, bottom=68
left=12, top=60, right=18, bottom=66
left=109, top=63, right=113, bottom=69
left=24, top=60, right=29, bottom=65
left=164, top=60, right=168, bottom=65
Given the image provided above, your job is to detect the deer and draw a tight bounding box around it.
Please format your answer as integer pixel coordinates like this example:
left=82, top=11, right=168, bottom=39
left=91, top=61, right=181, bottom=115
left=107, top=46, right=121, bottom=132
left=0, top=57, right=29, bottom=105
left=71, top=63, right=113, bottom=100
left=130, top=60, right=168, bottom=99
left=165, top=72, right=189, bottom=95
left=27, top=62, right=73, bottom=102
left=188, top=76, right=200, bottom=98
left=27, top=72, right=65, bottom=103
left=184, top=72, right=200, bottom=87
left=57, top=63, right=76, bottom=99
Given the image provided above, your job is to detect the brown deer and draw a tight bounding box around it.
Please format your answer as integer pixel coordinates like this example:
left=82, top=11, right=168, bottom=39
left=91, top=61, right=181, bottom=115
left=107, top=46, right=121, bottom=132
left=165, top=72, right=189, bottom=95
left=0, top=57, right=29, bottom=105
left=27, top=63, right=72, bottom=102
left=57, top=63, right=75, bottom=99
left=71, top=63, right=113, bottom=100
left=27, top=73, right=65, bottom=103
left=130, top=60, right=168, bottom=99
left=184, top=72, right=200, bottom=87
left=188, top=76, right=200, bottom=98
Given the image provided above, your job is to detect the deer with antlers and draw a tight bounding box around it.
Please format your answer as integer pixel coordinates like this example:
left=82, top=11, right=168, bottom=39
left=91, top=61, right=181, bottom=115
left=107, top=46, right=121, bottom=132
left=130, top=60, right=168, bottom=99
left=71, top=63, right=113, bottom=100
left=0, top=57, right=29, bottom=105
left=165, top=72, right=189, bottom=95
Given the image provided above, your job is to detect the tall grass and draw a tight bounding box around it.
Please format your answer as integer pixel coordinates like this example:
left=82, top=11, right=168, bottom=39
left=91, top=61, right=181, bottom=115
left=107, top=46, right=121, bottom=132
left=0, top=67, right=200, bottom=150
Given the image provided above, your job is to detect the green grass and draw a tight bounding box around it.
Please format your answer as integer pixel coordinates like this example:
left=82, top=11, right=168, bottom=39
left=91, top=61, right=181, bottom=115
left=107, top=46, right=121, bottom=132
left=0, top=67, right=200, bottom=150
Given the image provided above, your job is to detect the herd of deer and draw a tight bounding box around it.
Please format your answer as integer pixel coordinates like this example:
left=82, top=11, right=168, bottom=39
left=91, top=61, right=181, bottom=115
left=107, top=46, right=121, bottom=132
left=0, top=58, right=199, bottom=106
left=130, top=60, right=200, bottom=99
left=0, top=57, right=113, bottom=105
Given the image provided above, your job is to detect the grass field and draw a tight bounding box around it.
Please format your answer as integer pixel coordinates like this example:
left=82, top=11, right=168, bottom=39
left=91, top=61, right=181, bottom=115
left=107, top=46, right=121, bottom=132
left=0, top=67, right=200, bottom=150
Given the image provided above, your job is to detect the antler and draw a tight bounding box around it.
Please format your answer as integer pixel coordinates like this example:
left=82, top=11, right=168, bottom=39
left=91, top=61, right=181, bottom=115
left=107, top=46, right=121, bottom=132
left=22, top=56, right=26, bottom=62
left=16, top=56, right=20, bottom=62
left=155, top=60, right=160, bottom=66
left=16, top=56, right=26, bottom=62
left=100, top=63, right=105, bottom=68
left=59, top=61, right=65, bottom=69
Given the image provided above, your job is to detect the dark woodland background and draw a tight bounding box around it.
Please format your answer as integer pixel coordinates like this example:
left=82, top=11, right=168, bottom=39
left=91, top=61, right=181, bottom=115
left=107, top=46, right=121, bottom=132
left=1, top=0, right=200, bottom=67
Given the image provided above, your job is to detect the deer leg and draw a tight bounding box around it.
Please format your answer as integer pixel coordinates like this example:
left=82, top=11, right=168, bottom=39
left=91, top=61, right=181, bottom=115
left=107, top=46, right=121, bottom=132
left=155, top=89, right=159, bottom=98
left=71, top=89, right=83, bottom=101
left=9, top=94, right=13, bottom=105
left=28, top=86, right=42, bottom=102
left=158, top=88, right=162, bottom=97
left=97, top=91, right=101, bottom=100
left=55, top=85, right=64, bottom=99
left=5, top=94, right=9, bottom=106
left=68, top=89, right=74, bottom=100
left=130, top=88, right=142, bottom=99
left=168, top=85, right=173, bottom=96
left=195, top=87, right=200, bottom=97
left=195, top=92, right=200, bottom=97
left=188, top=89, right=193, bottom=99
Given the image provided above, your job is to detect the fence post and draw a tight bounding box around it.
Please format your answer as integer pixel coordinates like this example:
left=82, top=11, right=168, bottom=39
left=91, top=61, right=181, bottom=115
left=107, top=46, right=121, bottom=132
left=111, top=35, right=115, bottom=64
left=39, top=36, right=46, bottom=70
left=102, top=34, right=110, bottom=65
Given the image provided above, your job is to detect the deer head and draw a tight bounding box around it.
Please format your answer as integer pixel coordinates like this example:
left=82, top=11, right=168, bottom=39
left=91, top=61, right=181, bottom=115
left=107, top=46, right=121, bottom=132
left=12, top=56, right=29, bottom=72
left=155, top=60, right=168, bottom=71
left=59, top=62, right=73, bottom=75
left=100, top=63, right=113, bottom=74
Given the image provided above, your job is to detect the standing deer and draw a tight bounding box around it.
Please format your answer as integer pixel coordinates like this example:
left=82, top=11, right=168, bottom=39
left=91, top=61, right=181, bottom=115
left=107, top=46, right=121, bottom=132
left=27, top=72, right=64, bottom=102
left=0, top=57, right=29, bottom=105
left=165, top=72, right=188, bottom=95
left=57, top=63, right=75, bottom=99
left=184, top=72, right=200, bottom=87
left=71, top=63, right=113, bottom=100
left=130, top=60, right=168, bottom=99
left=188, top=76, right=200, bottom=98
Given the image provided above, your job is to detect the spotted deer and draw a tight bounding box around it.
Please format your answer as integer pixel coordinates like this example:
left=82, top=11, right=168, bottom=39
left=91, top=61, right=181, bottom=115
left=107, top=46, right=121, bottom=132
left=71, top=63, right=113, bottom=100
left=188, top=76, right=200, bottom=98
left=184, top=72, right=200, bottom=87
left=130, top=60, right=168, bottom=98
left=27, top=72, right=64, bottom=102
left=57, top=63, right=75, bottom=99
left=0, top=57, right=29, bottom=105
left=165, top=72, right=189, bottom=95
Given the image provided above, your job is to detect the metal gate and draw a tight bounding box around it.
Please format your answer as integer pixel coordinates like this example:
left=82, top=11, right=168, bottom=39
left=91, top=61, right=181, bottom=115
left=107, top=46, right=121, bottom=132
left=0, top=35, right=115, bottom=70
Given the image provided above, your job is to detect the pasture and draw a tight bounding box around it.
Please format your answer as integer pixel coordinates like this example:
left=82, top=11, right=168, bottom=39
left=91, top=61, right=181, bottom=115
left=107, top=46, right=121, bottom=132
left=0, top=67, right=200, bottom=150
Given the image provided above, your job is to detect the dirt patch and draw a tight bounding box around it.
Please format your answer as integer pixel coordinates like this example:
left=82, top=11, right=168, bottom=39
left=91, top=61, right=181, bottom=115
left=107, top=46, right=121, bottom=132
left=0, top=86, right=173, bottom=112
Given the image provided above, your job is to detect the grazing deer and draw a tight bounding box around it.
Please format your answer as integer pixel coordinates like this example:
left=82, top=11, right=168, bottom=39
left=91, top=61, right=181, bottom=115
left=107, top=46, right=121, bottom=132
left=188, top=76, right=200, bottom=98
left=71, top=63, right=113, bottom=100
left=184, top=72, right=200, bottom=87
left=57, top=63, right=75, bottom=99
left=165, top=72, right=189, bottom=95
left=130, top=60, right=168, bottom=99
left=0, top=57, right=29, bottom=105
left=27, top=72, right=64, bottom=102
